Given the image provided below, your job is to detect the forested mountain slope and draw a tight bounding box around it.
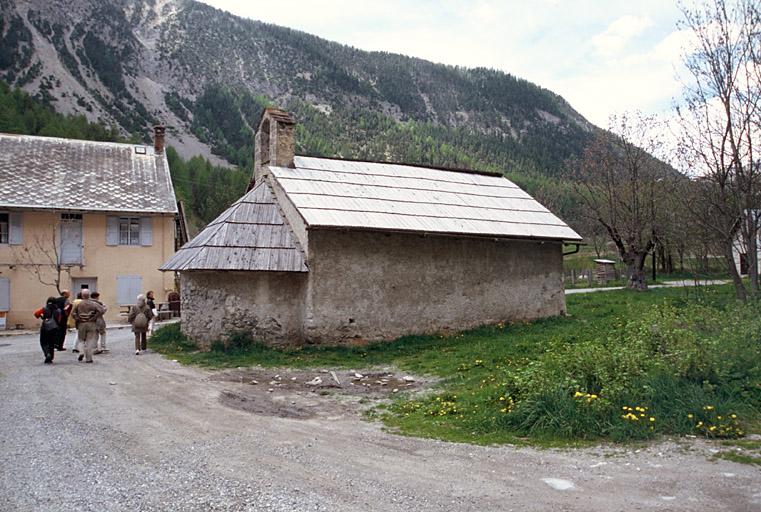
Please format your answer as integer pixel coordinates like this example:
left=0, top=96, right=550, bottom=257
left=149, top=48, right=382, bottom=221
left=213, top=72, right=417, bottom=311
left=0, top=0, right=595, bottom=177
left=0, top=81, right=248, bottom=231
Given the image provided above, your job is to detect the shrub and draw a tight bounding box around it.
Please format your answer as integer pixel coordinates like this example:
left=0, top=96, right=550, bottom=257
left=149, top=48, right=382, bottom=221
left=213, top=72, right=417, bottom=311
left=211, top=330, right=258, bottom=354
left=150, top=322, right=197, bottom=352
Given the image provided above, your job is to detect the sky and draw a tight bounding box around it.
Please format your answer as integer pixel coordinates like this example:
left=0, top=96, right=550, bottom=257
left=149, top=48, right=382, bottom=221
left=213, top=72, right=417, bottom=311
left=198, top=0, right=693, bottom=128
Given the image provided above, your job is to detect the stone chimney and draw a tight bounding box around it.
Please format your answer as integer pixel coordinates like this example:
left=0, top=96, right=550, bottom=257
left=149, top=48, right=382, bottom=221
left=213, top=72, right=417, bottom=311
left=154, top=125, right=166, bottom=154
left=250, top=107, right=296, bottom=190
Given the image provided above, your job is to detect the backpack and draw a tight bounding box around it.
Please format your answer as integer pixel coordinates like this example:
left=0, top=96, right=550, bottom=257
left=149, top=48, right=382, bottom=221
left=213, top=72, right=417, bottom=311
left=42, top=306, right=60, bottom=332
left=133, top=310, right=149, bottom=330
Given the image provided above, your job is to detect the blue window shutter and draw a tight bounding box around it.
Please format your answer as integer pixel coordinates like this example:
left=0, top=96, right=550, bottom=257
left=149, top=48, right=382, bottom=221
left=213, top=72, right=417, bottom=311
left=140, top=217, right=153, bottom=246
left=118, top=275, right=143, bottom=305
left=106, top=216, right=119, bottom=246
left=131, top=276, right=143, bottom=304
left=9, top=212, right=22, bottom=245
left=116, top=276, right=131, bottom=305
left=0, top=278, right=9, bottom=311
left=59, top=218, right=83, bottom=265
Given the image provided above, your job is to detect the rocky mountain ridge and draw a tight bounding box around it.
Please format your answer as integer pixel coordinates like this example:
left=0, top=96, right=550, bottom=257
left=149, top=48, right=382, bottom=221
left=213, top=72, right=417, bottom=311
left=1, top=0, right=595, bottom=175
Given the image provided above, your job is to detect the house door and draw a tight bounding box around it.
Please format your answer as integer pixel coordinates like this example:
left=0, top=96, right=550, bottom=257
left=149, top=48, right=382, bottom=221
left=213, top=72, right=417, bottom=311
left=71, top=278, right=97, bottom=296
left=739, top=253, right=749, bottom=275
left=60, top=214, right=83, bottom=265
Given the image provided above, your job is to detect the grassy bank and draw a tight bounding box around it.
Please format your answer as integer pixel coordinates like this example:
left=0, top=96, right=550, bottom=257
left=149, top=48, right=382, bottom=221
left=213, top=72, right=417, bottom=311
left=151, top=285, right=761, bottom=445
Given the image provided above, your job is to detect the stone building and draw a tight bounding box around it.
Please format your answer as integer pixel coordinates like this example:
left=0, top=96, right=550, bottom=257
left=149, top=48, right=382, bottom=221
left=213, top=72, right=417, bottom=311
left=161, top=108, right=582, bottom=346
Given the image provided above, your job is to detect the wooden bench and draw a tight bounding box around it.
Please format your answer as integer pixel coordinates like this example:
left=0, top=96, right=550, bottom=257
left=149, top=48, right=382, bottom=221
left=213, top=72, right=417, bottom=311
left=120, top=303, right=179, bottom=321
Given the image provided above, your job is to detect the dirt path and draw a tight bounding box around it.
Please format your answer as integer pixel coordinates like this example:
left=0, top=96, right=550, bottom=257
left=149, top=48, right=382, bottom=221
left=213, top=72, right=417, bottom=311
left=565, top=279, right=730, bottom=294
left=0, top=330, right=759, bottom=511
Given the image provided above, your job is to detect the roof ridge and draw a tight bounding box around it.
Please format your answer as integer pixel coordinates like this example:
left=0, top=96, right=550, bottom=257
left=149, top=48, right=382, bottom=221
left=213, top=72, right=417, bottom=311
left=295, top=154, right=504, bottom=178
left=0, top=132, right=154, bottom=151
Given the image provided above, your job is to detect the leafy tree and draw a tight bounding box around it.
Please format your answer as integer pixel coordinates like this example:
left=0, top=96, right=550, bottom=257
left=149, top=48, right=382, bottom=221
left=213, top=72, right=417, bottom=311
left=575, top=114, right=671, bottom=290
left=675, top=0, right=761, bottom=300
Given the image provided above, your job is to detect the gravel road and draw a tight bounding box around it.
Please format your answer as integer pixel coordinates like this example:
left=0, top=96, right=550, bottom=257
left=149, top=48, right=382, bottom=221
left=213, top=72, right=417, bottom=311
left=1, top=329, right=759, bottom=511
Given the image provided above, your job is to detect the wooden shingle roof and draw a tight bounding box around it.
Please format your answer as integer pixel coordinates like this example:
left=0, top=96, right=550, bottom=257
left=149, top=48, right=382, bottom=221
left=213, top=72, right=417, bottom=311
left=270, top=156, right=583, bottom=242
left=0, top=133, right=177, bottom=213
left=160, top=182, right=307, bottom=272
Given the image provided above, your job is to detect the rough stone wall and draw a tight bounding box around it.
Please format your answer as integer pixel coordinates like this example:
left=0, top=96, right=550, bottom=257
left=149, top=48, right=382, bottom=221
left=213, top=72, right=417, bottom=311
left=181, top=271, right=307, bottom=348
left=271, top=123, right=295, bottom=167
left=303, top=230, right=565, bottom=344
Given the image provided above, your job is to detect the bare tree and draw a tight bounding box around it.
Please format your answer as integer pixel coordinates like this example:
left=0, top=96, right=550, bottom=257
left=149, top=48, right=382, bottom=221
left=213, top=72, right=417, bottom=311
left=575, top=113, right=670, bottom=290
left=11, top=224, right=72, bottom=295
left=675, top=0, right=761, bottom=300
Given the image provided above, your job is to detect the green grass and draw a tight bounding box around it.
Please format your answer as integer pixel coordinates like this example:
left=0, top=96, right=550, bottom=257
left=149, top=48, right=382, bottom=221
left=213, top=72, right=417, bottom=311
left=721, top=439, right=761, bottom=450
left=713, top=452, right=761, bottom=466
left=714, top=437, right=761, bottom=466
left=151, top=284, right=760, bottom=445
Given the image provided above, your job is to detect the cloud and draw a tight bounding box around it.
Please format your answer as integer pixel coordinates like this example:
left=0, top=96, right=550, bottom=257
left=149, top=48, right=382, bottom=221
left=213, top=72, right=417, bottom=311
left=592, top=15, right=655, bottom=57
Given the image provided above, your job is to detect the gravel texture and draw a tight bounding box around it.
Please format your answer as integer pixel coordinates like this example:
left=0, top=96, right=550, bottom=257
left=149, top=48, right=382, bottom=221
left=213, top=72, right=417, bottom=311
left=1, top=329, right=759, bottom=511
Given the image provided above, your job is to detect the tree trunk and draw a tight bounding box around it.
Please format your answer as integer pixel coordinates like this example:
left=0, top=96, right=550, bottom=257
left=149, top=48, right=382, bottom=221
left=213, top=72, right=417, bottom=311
left=723, top=238, right=747, bottom=301
left=746, top=216, right=759, bottom=297
left=625, top=252, right=648, bottom=290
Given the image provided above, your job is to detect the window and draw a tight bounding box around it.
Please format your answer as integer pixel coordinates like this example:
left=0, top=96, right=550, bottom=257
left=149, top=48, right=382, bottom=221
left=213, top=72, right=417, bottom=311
left=107, top=216, right=152, bottom=246
left=119, top=217, right=141, bottom=245
left=0, top=213, right=7, bottom=244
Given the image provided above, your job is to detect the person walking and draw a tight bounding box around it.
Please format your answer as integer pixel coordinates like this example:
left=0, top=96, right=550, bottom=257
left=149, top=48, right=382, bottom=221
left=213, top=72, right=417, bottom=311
left=91, top=291, right=108, bottom=354
left=54, top=290, right=71, bottom=351
left=128, top=294, right=154, bottom=355
left=34, top=297, right=61, bottom=364
left=146, top=290, right=157, bottom=337
left=69, top=292, right=84, bottom=353
left=71, top=289, right=106, bottom=363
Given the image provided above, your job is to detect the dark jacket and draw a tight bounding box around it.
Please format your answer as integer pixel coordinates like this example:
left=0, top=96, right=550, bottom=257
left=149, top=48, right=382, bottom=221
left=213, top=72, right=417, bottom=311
left=55, top=296, right=71, bottom=327
left=128, top=296, right=154, bottom=333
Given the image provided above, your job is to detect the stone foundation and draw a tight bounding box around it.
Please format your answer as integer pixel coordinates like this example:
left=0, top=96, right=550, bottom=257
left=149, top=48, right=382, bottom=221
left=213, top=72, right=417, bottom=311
left=180, top=271, right=306, bottom=348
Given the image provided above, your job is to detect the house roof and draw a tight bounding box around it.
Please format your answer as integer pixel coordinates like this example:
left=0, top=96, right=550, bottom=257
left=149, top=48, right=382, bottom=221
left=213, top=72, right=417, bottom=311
left=160, top=182, right=307, bottom=272
left=0, top=133, right=177, bottom=214
left=270, top=156, right=583, bottom=242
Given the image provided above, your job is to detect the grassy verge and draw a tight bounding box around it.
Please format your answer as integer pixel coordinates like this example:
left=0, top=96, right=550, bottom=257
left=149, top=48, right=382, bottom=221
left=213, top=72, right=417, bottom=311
left=714, top=440, right=761, bottom=466
left=151, top=285, right=761, bottom=445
